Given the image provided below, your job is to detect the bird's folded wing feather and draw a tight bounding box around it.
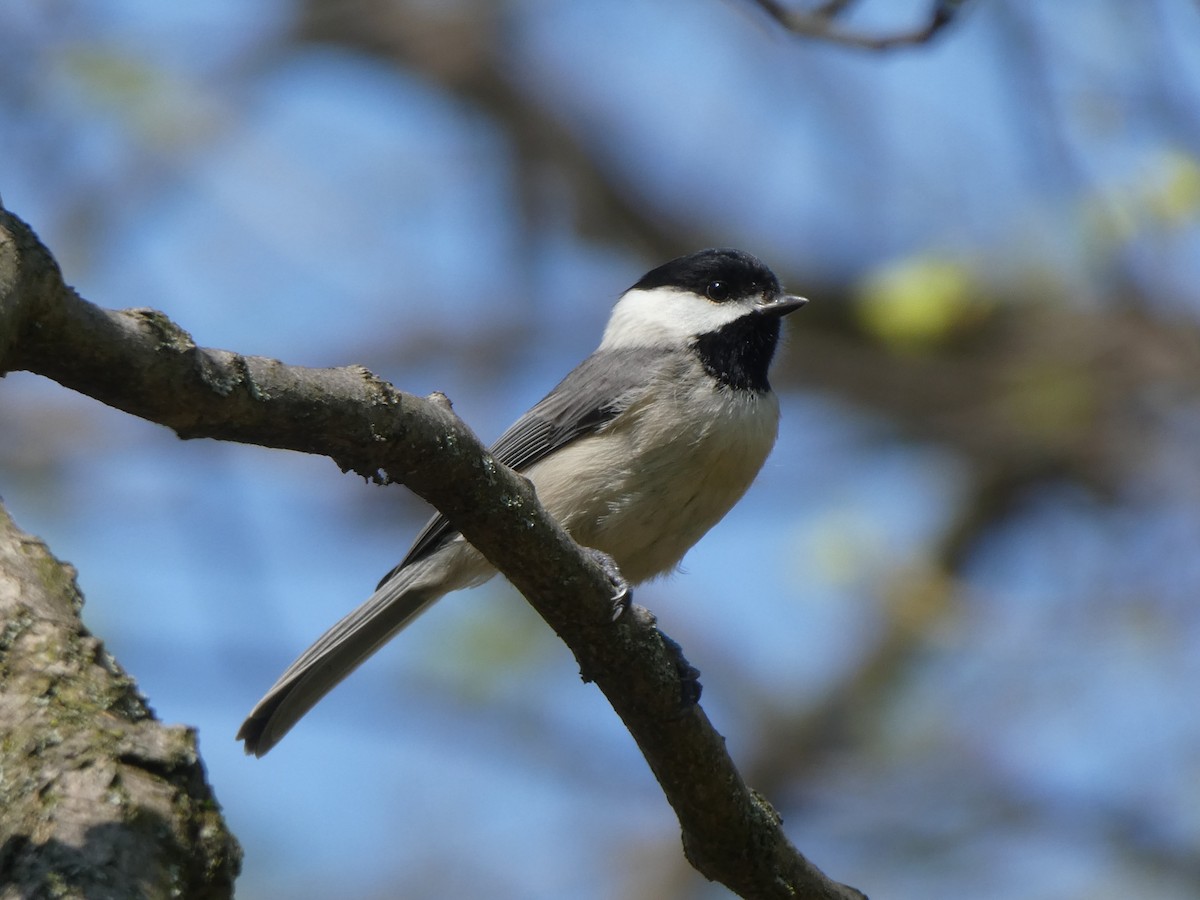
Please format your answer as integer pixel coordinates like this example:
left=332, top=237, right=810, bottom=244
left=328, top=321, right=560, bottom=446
left=378, top=346, right=670, bottom=585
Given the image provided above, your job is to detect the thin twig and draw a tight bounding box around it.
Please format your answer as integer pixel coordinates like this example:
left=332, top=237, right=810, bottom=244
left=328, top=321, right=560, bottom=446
left=750, top=0, right=966, bottom=50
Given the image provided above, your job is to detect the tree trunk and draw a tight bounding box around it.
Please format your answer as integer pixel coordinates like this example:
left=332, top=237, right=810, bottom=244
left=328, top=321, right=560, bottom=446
left=0, top=502, right=240, bottom=900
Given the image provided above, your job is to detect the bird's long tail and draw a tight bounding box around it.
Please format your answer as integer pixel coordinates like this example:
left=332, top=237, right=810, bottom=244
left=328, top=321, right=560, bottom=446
left=238, top=542, right=489, bottom=756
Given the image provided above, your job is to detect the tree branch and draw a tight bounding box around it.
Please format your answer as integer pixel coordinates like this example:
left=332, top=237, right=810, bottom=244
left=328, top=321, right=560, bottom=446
left=748, top=0, right=966, bottom=50
left=0, top=207, right=865, bottom=899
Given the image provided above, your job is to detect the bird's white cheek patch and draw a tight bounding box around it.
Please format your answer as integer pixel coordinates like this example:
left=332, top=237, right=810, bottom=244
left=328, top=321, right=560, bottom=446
left=599, top=286, right=756, bottom=351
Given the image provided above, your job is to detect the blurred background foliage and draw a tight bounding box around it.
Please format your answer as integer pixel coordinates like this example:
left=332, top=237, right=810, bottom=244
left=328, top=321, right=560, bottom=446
left=2, top=1, right=1200, bottom=898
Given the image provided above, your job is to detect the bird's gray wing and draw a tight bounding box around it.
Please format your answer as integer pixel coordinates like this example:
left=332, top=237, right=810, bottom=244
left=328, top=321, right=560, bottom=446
left=378, top=346, right=668, bottom=585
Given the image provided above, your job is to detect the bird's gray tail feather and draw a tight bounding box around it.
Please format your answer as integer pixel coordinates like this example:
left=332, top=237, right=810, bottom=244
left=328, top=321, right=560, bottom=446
left=237, top=570, right=440, bottom=757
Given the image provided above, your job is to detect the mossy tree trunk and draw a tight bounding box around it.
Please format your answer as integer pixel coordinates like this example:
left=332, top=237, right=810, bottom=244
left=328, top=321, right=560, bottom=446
left=0, top=503, right=240, bottom=899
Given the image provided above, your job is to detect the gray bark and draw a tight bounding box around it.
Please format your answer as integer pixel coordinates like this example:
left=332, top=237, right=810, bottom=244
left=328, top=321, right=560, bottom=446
left=0, top=504, right=241, bottom=899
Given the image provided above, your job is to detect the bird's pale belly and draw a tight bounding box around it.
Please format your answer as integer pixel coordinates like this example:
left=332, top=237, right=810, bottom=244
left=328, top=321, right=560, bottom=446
left=524, top=388, right=779, bottom=583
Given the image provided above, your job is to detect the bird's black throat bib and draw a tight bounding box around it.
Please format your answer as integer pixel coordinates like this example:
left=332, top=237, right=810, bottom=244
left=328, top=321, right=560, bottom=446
left=691, top=315, right=780, bottom=393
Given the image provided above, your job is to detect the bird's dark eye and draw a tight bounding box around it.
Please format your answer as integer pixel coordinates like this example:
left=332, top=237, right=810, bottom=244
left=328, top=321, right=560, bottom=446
left=706, top=281, right=730, bottom=302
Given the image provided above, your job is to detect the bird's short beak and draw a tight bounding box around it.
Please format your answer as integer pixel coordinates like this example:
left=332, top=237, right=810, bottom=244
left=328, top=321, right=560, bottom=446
left=757, top=294, right=808, bottom=317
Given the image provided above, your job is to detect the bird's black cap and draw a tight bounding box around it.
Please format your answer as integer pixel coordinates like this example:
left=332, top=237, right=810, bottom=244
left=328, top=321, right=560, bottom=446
left=631, top=248, right=782, bottom=303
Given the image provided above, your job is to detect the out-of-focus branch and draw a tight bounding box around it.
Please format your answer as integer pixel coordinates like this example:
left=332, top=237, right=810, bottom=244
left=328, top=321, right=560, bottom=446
left=292, top=0, right=695, bottom=264
left=748, top=0, right=966, bottom=50
left=297, top=0, right=1200, bottom=492
left=0, top=207, right=865, bottom=899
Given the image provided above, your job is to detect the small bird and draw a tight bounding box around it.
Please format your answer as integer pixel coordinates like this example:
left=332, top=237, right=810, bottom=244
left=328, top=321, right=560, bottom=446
left=238, top=248, right=806, bottom=755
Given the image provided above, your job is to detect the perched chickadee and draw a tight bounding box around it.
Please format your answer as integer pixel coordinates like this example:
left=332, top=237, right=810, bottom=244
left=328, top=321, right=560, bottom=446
left=238, top=248, right=806, bottom=755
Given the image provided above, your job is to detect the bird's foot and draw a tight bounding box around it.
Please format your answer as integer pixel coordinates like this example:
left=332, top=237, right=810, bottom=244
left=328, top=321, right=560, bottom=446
left=658, top=628, right=703, bottom=709
left=583, top=547, right=632, bottom=621
left=578, top=549, right=699, bottom=709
